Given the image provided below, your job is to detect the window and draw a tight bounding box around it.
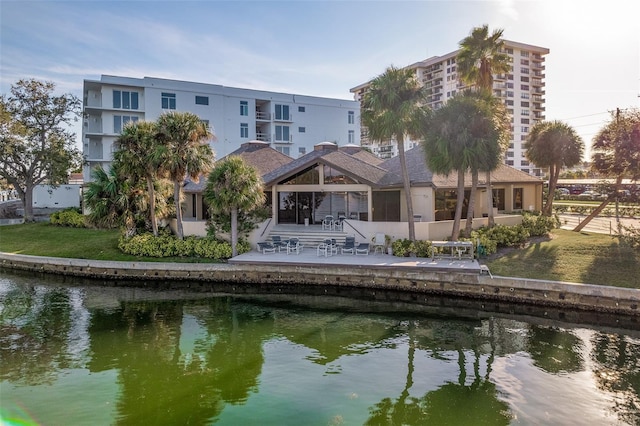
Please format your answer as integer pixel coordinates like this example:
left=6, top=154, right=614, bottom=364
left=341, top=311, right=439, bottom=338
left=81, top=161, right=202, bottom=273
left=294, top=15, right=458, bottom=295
left=275, top=104, right=290, bottom=120
left=522, top=109, right=530, bottom=116
left=521, top=76, right=530, bottom=82
left=298, top=147, right=306, bottom=155
left=521, top=59, right=529, bottom=66
left=240, top=123, right=248, bottom=138
left=521, top=51, right=529, bottom=57
left=521, top=84, right=530, bottom=91
left=521, top=101, right=530, bottom=107
left=521, top=118, right=530, bottom=124
left=506, top=91, right=514, bottom=98
left=113, top=115, right=138, bottom=133
left=506, top=151, right=514, bottom=157
left=521, top=93, right=530, bottom=99
left=521, top=67, right=529, bottom=74
left=513, top=188, right=523, bottom=209
left=195, top=96, right=209, bottom=105
left=506, top=82, right=514, bottom=89
left=507, top=74, right=514, bottom=80
left=504, top=48, right=513, bottom=54
left=240, top=101, right=248, bottom=116
left=298, top=127, right=306, bottom=133
left=276, top=146, right=290, bottom=156
left=521, top=126, right=529, bottom=132
left=161, top=92, right=176, bottom=109
left=506, top=160, right=514, bottom=166
left=275, top=125, right=290, bottom=142
left=348, top=111, right=355, bottom=124
left=113, top=90, right=138, bottom=110
left=298, top=106, right=305, bottom=112
left=505, top=99, right=514, bottom=106
left=492, top=188, right=505, bottom=210
left=348, top=130, right=355, bottom=144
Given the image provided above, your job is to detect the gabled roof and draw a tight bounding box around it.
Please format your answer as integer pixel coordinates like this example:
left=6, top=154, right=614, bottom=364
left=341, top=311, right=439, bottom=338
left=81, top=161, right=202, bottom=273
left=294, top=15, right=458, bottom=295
left=380, top=145, right=542, bottom=189
left=184, top=141, right=293, bottom=192
left=262, top=144, right=398, bottom=188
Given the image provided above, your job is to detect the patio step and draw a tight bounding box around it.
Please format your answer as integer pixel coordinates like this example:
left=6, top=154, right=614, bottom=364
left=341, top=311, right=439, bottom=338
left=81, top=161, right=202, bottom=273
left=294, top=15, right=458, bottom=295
left=267, top=226, right=350, bottom=248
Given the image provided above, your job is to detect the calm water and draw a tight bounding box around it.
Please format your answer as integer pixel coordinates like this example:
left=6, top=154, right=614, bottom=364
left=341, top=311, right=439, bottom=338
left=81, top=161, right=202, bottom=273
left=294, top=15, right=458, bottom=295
left=1, top=271, right=639, bottom=426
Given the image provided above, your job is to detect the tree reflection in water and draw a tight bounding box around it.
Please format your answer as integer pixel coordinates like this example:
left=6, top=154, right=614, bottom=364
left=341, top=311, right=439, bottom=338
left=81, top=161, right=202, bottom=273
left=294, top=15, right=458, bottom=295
left=1, top=277, right=640, bottom=425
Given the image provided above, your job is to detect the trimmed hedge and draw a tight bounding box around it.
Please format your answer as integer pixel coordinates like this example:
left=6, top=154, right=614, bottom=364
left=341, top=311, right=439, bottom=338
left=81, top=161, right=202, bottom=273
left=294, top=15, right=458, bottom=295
left=118, top=234, right=250, bottom=260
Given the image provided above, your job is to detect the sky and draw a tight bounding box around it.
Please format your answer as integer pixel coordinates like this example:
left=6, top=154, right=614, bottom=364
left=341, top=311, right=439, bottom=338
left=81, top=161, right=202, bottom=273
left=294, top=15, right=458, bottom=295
left=1, top=0, right=639, bottom=160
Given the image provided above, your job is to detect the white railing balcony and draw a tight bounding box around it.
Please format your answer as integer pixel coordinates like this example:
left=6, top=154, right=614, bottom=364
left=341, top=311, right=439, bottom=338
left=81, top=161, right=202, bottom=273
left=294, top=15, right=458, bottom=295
left=256, top=111, right=271, bottom=120
left=256, top=133, right=271, bottom=142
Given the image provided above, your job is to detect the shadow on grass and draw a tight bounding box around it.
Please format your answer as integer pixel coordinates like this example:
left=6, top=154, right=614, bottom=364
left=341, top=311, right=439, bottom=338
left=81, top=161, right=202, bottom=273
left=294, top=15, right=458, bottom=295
left=583, top=241, right=640, bottom=288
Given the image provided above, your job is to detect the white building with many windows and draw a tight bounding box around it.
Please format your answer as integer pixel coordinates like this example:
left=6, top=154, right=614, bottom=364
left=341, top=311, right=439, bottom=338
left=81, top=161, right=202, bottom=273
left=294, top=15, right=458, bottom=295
left=82, top=75, right=360, bottom=182
left=351, top=40, right=549, bottom=176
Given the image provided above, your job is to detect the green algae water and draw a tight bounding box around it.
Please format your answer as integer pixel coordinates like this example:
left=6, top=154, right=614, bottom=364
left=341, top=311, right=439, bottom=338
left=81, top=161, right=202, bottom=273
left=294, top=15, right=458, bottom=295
left=1, top=271, right=639, bottom=425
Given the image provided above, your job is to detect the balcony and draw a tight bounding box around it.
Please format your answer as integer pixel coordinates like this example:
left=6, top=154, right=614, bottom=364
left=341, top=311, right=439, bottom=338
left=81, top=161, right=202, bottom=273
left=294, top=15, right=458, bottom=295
left=256, top=111, right=271, bottom=121
left=256, top=132, right=271, bottom=142
left=531, top=62, right=545, bottom=70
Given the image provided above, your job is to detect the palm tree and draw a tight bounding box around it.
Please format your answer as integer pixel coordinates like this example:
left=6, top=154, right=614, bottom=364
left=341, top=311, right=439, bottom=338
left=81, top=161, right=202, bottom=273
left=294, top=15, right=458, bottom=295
left=575, top=108, right=640, bottom=231
left=361, top=66, right=424, bottom=241
left=156, top=111, right=215, bottom=240
left=457, top=25, right=511, bottom=227
left=524, top=121, right=584, bottom=216
left=113, top=120, right=166, bottom=236
left=203, top=156, right=264, bottom=257
left=83, top=163, right=142, bottom=235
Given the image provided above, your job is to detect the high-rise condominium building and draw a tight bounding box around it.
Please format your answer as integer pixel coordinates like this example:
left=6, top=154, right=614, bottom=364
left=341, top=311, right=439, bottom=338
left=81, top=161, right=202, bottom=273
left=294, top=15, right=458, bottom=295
left=82, top=75, right=360, bottom=182
left=350, top=40, right=549, bottom=176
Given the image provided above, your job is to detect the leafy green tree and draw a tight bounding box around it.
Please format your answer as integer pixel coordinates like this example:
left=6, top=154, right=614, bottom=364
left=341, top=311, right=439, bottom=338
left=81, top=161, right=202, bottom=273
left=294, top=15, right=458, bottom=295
left=113, top=120, right=166, bottom=236
left=575, top=108, right=640, bottom=231
left=361, top=66, right=424, bottom=241
left=204, top=156, right=264, bottom=257
left=524, top=121, right=584, bottom=215
left=0, top=79, right=82, bottom=221
left=421, top=91, right=509, bottom=240
left=457, top=25, right=511, bottom=227
left=156, top=111, right=215, bottom=240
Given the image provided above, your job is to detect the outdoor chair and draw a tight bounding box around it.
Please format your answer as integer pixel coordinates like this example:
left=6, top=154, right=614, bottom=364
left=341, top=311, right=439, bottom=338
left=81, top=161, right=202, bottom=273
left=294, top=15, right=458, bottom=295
left=355, top=243, right=370, bottom=255
left=373, top=233, right=386, bottom=255
left=317, top=239, right=332, bottom=257
left=257, top=242, right=276, bottom=254
left=271, top=235, right=288, bottom=252
left=287, top=237, right=303, bottom=255
left=322, top=215, right=334, bottom=231
left=341, top=236, right=356, bottom=255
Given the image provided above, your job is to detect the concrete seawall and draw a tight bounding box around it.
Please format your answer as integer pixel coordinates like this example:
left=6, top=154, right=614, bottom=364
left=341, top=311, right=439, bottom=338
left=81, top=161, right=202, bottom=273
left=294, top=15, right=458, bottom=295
left=1, top=252, right=639, bottom=317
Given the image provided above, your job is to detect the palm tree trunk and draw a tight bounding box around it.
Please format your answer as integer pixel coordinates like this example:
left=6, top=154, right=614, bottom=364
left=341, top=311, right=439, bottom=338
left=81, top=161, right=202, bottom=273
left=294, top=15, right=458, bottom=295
left=146, top=176, right=158, bottom=236
left=397, top=139, right=416, bottom=241
left=573, top=176, right=621, bottom=232
left=452, top=171, right=465, bottom=241
left=543, top=164, right=558, bottom=216
left=231, top=207, right=238, bottom=257
left=465, top=170, right=479, bottom=237
left=173, top=181, right=184, bottom=240
left=486, top=171, right=495, bottom=227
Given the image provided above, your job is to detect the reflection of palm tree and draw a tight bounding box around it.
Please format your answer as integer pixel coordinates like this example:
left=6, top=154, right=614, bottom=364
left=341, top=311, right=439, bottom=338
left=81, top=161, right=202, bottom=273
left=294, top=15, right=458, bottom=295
left=590, top=332, right=640, bottom=424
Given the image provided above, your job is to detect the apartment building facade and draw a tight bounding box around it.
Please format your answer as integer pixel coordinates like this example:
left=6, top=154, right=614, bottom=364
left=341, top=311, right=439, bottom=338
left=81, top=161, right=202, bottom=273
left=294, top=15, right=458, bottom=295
left=351, top=40, right=549, bottom=176
left=82, top=75, right=360, bottom=182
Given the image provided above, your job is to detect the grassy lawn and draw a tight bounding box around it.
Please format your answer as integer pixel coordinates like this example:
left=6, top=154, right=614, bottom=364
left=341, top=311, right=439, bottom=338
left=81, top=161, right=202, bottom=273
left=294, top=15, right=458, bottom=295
left=1, top=223, right=639, bottom=288
left=485, top=229, right=640, bottom=289
left=0, top=222, right=218, bottom=263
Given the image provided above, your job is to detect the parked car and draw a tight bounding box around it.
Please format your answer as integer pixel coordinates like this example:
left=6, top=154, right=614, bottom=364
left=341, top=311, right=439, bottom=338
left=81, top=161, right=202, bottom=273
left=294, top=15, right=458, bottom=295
left=576, top=190, right=603, bottom=200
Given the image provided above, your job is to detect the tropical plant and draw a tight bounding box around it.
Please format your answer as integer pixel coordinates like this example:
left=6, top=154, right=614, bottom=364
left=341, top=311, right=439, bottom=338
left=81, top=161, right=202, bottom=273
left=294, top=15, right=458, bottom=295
left=421, top=91, right=509, bottom=240
left=203, top=156, right=264, bottom=257
left=575, top=108, right=640, bottom=231
left=113, top=120, right=166, bottom=236
left=457, top=25, right=512, bottom=227
left=83, top=164, right=141, bottom=235
left=524, top=121, right=584, bottom=215
left=0, top=79, right=82, bottom=221
left=156, top=111, right=215, bottom=239
left=361, top=66, right=424, bottom=241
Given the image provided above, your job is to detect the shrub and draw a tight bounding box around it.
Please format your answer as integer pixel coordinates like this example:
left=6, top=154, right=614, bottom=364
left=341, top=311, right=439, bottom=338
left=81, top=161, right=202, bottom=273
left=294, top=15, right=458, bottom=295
left=521, top=212, right=558, bottom=237
left=118, top=233, right=248, bottom=260
left=50, top=208, right=86, bottom=228
left=390, top=239, right=432, bottom=258
left=617, top=224, right=640, bottom=251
